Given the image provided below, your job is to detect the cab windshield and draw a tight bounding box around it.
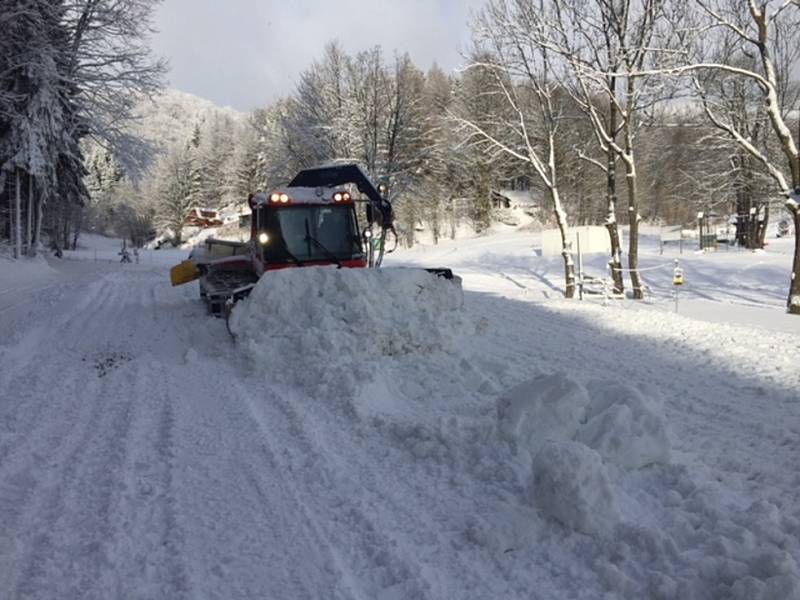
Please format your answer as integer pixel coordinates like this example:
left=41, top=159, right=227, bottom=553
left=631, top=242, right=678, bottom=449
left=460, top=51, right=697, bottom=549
left=261, top=204, right=362, bottom=264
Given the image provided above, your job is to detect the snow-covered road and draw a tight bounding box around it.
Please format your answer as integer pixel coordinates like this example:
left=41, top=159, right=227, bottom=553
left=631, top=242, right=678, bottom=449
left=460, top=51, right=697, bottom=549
left=1, top=266, right=375, bottom=599
left=1, top=234, right=799, bottom=599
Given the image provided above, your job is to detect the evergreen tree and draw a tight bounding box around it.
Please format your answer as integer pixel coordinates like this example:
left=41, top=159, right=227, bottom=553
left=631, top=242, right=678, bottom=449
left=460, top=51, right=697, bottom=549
left=153, top=141, right=202, bottom=245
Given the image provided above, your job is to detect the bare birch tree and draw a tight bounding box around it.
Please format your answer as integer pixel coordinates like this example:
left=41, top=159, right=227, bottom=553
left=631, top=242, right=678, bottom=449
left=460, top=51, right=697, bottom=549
left=676, top=0, right=800, bottom=312
left=460, top=0, right=577, bottom=298
left=539, top=0, right=683, bottom=299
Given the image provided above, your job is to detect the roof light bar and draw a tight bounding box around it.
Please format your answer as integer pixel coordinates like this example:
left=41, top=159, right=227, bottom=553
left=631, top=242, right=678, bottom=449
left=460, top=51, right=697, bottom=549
left=333, top=191, right=351, bottom=202
left=269, top=192, right=291, bottom=204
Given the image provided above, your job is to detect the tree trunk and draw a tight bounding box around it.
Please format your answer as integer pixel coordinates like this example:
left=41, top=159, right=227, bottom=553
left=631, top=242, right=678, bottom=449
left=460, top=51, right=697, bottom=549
left=61, top=203, right=70, bottom=250
left=625, top=166, right=644, bottom=299
left=789, top=206, right=800, bottom=314
left=734, top=174, right=748, bottom=246
left=72, top=206, right=82, bottom=250
left=606, top=148, right=624, bottom=295
left=756, top=204, right=769, bottom=248
left=33, top=191, right=44, bottom=252
left=4, top=173, right=10, bottom=243
left=431, top=194, right=440, bottom=245
left=14, top=170, right=22, bottom=259
left=26, top=174, right=34, bottom=256
left=551, top=188, right=576, bottom=299
left=603, top=25, right=624, bottom=296
left=450, top=197, right=456, bottom=240
left=745, top=203, right=759, bottom=250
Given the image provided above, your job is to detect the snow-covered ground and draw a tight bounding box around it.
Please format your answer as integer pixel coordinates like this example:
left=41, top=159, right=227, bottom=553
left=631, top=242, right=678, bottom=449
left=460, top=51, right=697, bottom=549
left=1, top=228, right=798, bottom=599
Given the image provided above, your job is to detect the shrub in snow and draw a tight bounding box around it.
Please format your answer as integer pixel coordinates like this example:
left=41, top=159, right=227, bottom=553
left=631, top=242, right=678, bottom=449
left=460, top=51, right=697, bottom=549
left=576, top=380, right=670, bottom=470
left=530, top=440, right=619, bottom=535
left=496, top=373, right=590, bottom=456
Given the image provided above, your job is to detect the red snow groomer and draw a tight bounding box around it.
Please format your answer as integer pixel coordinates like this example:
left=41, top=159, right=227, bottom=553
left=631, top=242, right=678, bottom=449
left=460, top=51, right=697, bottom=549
left=170, top=164, right=456, bottom=315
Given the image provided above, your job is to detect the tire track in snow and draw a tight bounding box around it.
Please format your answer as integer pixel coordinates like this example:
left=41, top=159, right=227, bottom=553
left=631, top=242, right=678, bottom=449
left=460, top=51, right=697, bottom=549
left=121, top=367, right=191, bottom=599
left=0, top=275, right=122, bottom=479
left=1, top=269, right=193, bottom=598
left=7, top=370, right=112, bottom=599
left=241, top=381, right=444, bottom=598
left=161, top=368, right=359, bottom=600
left=0, top=275, right=119, bottom=484
left=237, top=384, right=366, bottom=599
left=0, top=275, right=111, bottom=389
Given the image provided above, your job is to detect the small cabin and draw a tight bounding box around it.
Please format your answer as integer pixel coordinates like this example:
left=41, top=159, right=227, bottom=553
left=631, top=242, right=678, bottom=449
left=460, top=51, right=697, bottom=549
left=185, top=208, right=223, bottom=228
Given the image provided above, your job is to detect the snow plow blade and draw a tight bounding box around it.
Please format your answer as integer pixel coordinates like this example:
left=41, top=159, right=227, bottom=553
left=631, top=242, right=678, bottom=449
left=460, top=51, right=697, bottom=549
left=170, top=260, right=200, bottom=286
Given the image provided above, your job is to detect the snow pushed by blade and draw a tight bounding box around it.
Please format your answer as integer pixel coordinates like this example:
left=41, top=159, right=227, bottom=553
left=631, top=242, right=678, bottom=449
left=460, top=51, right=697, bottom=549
left=531, top=440, right=620, bottom=536
left=230, top=266, right=465, bottom=392
left=497, top=373, right=671, bottom=472
left=499, top=374, right=669, bottom=536
left=497, top=373, right=590, bottom=456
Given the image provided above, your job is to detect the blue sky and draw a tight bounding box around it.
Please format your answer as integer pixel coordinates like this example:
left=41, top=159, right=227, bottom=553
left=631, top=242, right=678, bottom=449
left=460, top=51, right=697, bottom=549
left=150, top=0, right=485, bottom=111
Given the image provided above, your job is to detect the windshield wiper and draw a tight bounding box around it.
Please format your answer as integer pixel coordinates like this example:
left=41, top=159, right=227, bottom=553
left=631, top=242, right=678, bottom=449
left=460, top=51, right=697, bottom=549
left=283, top=246, right=303, bottom=267
left=264, top=229, right=303, bottom=266
left=305, top=218, right=342, bottom=268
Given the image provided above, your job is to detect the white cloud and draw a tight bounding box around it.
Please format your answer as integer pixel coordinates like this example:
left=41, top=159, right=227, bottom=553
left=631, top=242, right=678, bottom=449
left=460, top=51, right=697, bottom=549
left=150, top=0, right=485, bottom=111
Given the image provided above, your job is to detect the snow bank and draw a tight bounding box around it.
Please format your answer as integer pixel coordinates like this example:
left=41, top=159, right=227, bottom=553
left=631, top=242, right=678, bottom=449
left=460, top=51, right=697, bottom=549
left=494, top=372, right=800, bottom=597
left=229, top=266, right=465, bottom=393
left=0, top=254, right=55, bottom=282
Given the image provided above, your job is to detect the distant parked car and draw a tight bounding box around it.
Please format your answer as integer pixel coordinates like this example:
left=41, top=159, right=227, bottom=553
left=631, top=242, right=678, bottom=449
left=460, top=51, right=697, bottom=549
left=777, top=220, right=791, bottom=238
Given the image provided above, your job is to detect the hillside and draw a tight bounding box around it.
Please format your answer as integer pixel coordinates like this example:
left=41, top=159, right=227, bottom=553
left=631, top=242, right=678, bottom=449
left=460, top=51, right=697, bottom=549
left=132, top=88, right=245, bottom=154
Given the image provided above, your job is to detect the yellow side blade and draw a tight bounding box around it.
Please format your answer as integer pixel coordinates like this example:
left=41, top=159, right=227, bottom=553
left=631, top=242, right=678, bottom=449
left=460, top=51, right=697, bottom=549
left=170, top=260, right=199, bottom=286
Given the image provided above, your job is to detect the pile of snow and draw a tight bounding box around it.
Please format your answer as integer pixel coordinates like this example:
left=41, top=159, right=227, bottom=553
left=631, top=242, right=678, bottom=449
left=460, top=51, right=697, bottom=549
left=230, top=266, right=465, bottom=393
left=497, top=373, right=670, bottom=535
left=493, top=372, right=800, bottom=597
left=497, top=373, right=670, bottom=471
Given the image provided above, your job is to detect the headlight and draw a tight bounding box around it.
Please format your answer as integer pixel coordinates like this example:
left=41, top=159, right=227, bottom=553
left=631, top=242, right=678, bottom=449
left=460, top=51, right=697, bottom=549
left=258, top=232, right=269, bottom=245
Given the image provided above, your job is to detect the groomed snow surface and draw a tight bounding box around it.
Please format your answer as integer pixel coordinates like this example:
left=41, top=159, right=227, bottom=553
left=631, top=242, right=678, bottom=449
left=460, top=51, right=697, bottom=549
left=1, top=228, right=799, bottom=599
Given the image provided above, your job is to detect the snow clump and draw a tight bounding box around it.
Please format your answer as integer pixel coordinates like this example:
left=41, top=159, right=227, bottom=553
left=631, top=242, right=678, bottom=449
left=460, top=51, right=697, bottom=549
left=496, top=373, right=590, bottom=456
left=577, top=380, right=671, bottom=470
left=531, top=440, right=620, bottom=535
left=497, top=373, right=670, bottom=471
left=496, top=373, right=671, bottom=535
